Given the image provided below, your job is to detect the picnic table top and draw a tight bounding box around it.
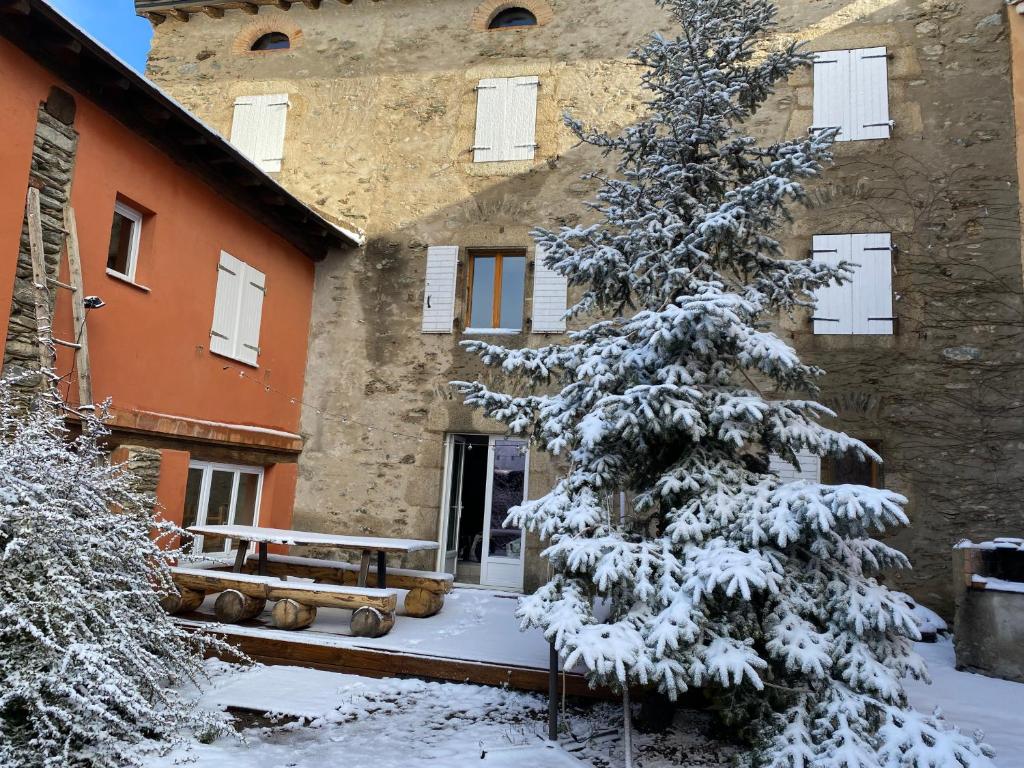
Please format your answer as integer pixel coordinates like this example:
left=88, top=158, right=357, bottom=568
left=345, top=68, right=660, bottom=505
left=188, top=525, right=440, bottom=554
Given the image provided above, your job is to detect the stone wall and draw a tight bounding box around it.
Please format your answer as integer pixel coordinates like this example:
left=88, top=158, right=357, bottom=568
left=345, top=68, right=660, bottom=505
left=3, top=94, right=79, bottom=391
left=144, top=0, right=1024, bottom=611
left=115, top=444, right=164, bottom=512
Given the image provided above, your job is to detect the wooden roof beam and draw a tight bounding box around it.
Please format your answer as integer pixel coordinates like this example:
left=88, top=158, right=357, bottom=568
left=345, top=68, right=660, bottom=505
left=201, top=5, right=223, bottom=17
left=275, top=0, right=292, bottom=9
left=168, top=8, right=189, bottom=20
left=302, top=0, right=320, bottom=7
left=240, top=2, right=259, bottom=13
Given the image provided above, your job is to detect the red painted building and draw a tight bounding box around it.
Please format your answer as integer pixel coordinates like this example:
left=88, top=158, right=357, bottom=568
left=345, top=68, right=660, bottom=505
left=0, top=0, right=359, bottom=551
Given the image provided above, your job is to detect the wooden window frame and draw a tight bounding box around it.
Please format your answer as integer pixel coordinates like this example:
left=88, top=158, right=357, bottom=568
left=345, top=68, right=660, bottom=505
left=465, top=249, right=526, bottom=333
left=821, top=440, right=884, bottom=488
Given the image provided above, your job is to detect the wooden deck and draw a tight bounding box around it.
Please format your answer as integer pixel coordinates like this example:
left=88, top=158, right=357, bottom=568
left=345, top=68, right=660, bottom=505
left=176, top=587, right=610, bottom=699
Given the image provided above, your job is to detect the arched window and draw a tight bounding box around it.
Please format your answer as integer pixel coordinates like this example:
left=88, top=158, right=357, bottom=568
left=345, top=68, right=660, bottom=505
left=488, top=7, right=538, bottom=28
left=251, top=32, right=290, bottom=51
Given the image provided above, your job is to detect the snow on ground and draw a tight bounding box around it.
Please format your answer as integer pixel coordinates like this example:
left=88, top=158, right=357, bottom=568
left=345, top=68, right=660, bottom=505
left=905, top=638, right=1024, bottom=768
left=150, top=660, right=729, bottom=768
left=150, top=635, right=1024, bottom=768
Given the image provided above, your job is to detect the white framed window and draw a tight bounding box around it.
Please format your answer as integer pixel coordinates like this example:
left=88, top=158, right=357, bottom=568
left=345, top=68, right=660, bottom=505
left=210, top=251, right=266, bottom=366
left=182, top=462, right=263, bottom=555
left=230, top=93, right=290, bottom=172
left=472, top=76, right=539, bottom=162
left=812, top=47, right=890, bottom=142
left=106, top=200, right=143, bottom=281
left=811, top=233, right=894, bottom=335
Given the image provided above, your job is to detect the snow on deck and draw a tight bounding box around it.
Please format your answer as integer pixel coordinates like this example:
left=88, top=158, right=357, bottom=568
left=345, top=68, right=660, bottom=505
left=181, top=586, right=558, bottom=670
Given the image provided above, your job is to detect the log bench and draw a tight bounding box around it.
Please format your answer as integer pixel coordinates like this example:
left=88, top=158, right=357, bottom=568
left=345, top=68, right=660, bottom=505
left=164, top=567, right=400, bottom=637
left=242, top=553, right=455, bottom=618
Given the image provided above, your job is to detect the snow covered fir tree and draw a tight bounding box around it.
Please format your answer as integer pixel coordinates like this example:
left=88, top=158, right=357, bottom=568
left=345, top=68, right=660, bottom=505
left=0, top=379, right=232, bottom=768
left=457, top=0, right=994, bottom=764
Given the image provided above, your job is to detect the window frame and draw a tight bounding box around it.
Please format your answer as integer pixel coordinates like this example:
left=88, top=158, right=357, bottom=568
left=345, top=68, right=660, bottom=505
left=183, top=461, right=264, bottom=557
left=821, top=441, right=884, bottom=488
left=106, top=200, right=143, bottom=283
left=488, top=7, right=538, bottom=29
left=464, top=249, right=526, bottom=334
left=251, top=32, right=290, bottom=51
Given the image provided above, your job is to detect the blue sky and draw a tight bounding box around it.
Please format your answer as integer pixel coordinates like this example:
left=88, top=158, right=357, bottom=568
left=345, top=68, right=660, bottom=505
left=47, top=0, right=153, bottom=72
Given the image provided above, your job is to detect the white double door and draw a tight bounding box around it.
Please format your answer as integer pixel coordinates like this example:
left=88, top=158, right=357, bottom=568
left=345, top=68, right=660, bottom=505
left=438, top=434, right=528, bottom=591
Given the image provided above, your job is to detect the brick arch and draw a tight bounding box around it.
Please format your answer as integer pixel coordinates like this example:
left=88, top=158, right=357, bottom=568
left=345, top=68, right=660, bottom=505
left=232, top=17, right=304, bottom=56
left=470, top=0, right=554, bottom=32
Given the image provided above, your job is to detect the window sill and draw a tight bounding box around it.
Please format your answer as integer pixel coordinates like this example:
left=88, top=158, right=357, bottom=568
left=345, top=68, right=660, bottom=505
left=210, top=349, right=260, bottom=369
left=106, top=269, right=151, bottom=293
left=463, top=328, right=522, bottom=336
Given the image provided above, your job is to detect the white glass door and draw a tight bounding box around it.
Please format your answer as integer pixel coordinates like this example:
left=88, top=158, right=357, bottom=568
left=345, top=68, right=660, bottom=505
left=480, top=437, right=528, bottom=590
left=439, top=436, right=467, bottom=576
left=182, top=462, right=263, bottom=555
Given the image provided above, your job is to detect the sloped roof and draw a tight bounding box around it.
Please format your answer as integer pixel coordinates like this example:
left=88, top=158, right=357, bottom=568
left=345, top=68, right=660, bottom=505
left=135, top=0, right=325, bottom=24
left=0, top=0, right=363, bottom=260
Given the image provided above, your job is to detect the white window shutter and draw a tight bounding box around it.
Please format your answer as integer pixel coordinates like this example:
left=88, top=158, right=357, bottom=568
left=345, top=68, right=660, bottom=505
left=850, top=48, right=890, bottom=141
left=769, top=452, right=821, bottom=482
left=851, top=233, right=893, bottom=335
left=422, top=246, right=459, bottom=333
left=811, top=234, right=854, bottom=335
left=230, top=94, right=289, bottom=172
left=507, top=76, right=539, bottom=162
left=211, top=251, right=243, bottom=358
left=531, top=244, right=567, bottom=333
left=236, top=264, right=266, bottom=365
left=811, top=50, right=850, bottom=142
left=473, top=79, right=505, bottom=163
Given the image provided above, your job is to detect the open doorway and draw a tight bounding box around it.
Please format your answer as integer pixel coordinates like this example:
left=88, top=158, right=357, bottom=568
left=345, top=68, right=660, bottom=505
left=439, top=434, right=528, bottom=590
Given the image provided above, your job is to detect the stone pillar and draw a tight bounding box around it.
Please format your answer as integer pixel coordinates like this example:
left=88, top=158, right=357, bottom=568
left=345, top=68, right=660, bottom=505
left=3, top=89, right=79, bottom=392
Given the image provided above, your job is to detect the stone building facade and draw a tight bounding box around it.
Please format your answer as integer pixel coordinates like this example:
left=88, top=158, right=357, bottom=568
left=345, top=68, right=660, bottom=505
left=139, top=0, right=1024, bottom=613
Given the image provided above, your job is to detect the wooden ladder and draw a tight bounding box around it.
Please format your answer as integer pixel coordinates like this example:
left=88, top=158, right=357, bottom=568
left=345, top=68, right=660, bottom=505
left=24, top=186, right=93, bottom=409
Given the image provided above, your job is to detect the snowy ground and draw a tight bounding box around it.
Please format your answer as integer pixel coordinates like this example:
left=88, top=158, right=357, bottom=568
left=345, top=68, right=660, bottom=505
left=150, top=636, right=1023, bottom=768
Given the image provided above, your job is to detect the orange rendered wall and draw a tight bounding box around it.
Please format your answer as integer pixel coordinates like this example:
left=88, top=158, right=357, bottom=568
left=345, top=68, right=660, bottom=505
left=0, top=38, right=314, bottom=437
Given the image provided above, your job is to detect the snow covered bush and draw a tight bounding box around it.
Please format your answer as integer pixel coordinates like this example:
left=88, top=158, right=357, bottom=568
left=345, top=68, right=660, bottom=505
left=0, top=380, right=234, bottom=768
left=455, top=0, right=994, bottom=764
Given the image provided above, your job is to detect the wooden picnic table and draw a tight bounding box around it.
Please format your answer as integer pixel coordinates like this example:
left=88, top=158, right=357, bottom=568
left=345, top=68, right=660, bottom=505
left=187, top=525, right=439, bottom=590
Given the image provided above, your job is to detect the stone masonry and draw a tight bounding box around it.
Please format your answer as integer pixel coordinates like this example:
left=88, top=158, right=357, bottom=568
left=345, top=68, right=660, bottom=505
left=143, top=0, right=1024, bottom=614
left=3, top=97, right=79, bottom=392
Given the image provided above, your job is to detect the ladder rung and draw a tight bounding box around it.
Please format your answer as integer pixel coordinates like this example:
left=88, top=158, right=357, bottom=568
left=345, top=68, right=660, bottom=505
left=47, top=277, right=77, bottom=291
left=53, top=338, right=82, bottom=350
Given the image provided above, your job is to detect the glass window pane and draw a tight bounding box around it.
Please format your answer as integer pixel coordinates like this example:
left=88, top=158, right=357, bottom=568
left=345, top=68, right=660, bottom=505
left=489, top=439, right=526, bottom=559
left=182, top=467, right=204, bottom=530
left=202, top=470, right=235, bottom=553
left=470, top=256, right=496, bottom=329
left=498, top=255, right=525, bottom=330
left=234, top=473, right=260, bottom=529
left=106, top=211, right=134, bottom=275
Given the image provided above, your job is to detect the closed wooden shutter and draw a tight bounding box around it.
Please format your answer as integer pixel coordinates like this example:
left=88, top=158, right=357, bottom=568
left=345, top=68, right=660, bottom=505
left=811, top=50, right=850, bottom=141
left=230, top=94, right=290, bottom=172
left=811, top=234, right=854, bottom=335
left=531, top=244, right=567, bottom=333
left=236, top=264, right=266, bottom=365
left=473, top=79, right=505, bottom=163
left=211, top=251, right=243, bottom=358
left=422, top=246, right=459, bottom=333
left=769, top=452, right=822, bottom=482
left=851, top=233, right=893, bottom=335
left=507, top=76, right=539, bottom=161
left=850, top=48, right=890, bottom=141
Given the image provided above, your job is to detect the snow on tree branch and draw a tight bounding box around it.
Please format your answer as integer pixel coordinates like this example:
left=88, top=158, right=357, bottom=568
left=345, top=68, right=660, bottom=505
left=454, top=0, right=995, bottom=764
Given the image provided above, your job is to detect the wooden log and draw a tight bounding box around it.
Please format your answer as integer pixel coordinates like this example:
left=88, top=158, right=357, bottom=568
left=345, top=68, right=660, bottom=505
left=214, top=589, right=267, bottom=623
left=350, top=607, right=395, bottom=638
left=272, top=599, right=317, bottom=630
left=267, top=584, right=396, bottom=612
left=160, top=587, right=204, bottom=614
left=404, top=587, right=444, bottom=618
